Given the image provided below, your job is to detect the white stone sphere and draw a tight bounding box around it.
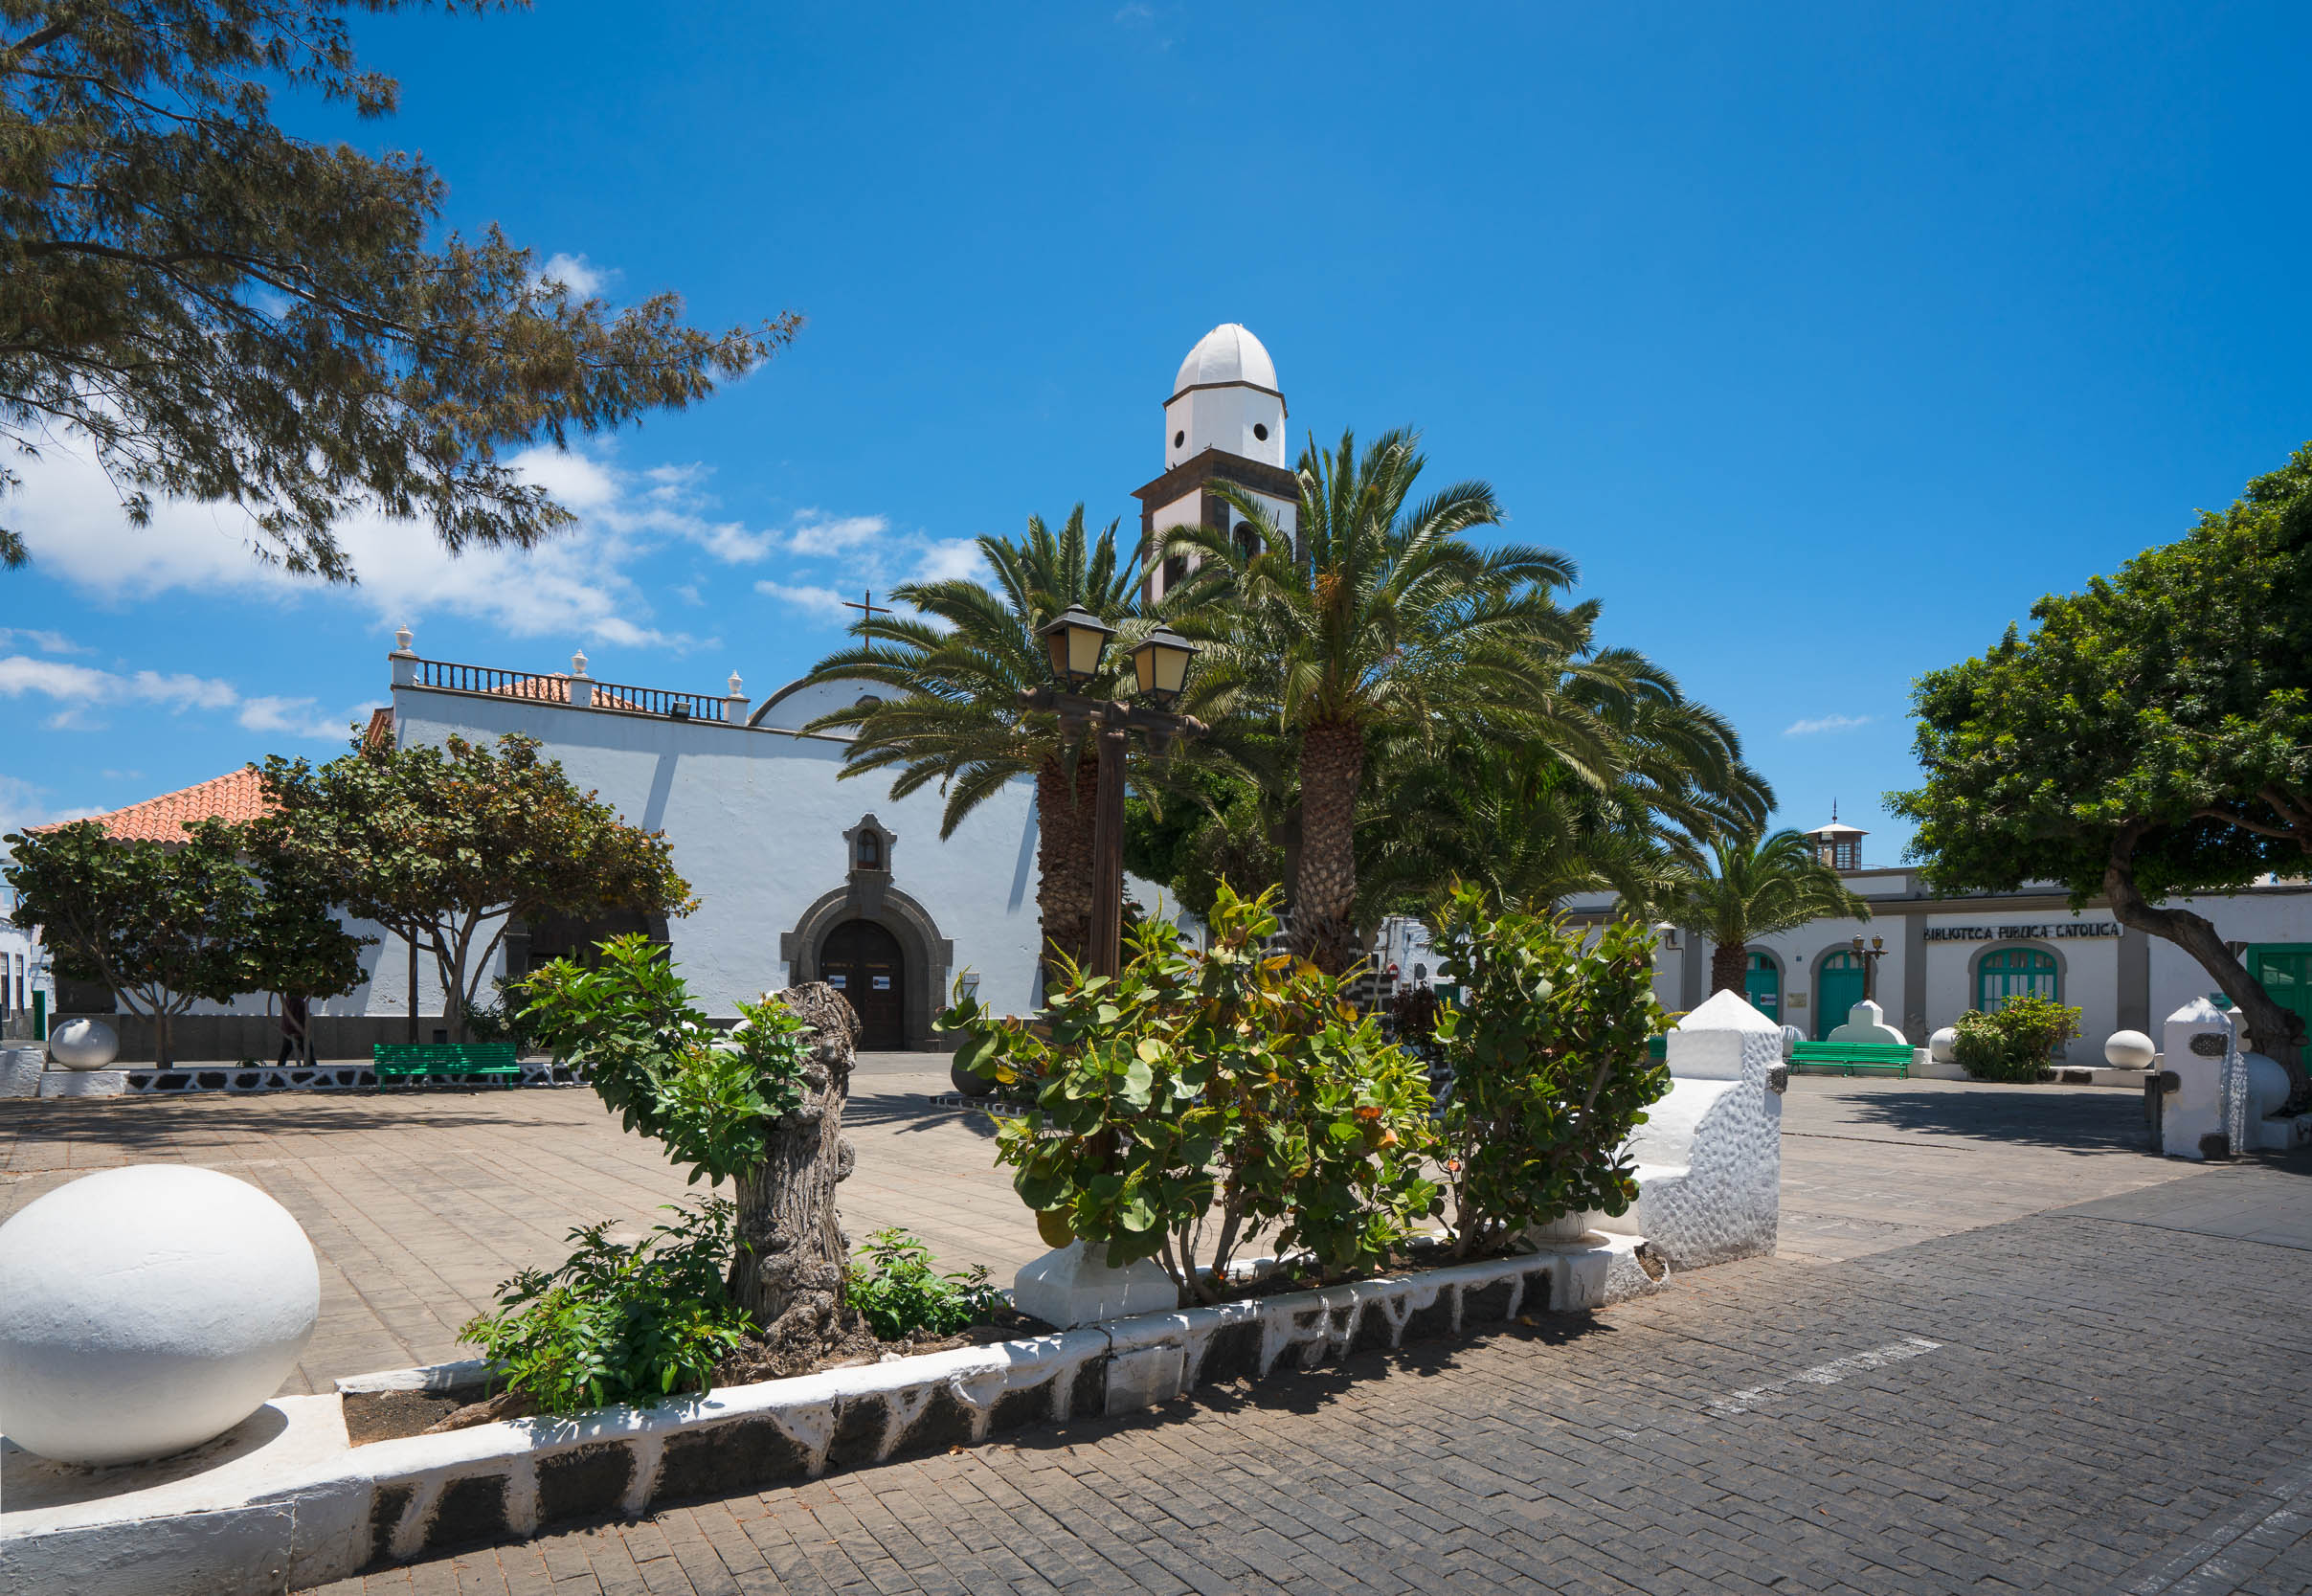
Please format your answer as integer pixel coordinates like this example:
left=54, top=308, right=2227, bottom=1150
left=1929, top=1026, right=1960, bottom=1064
left=2104, top=1029, right=2157, bottom=1069
left=0, top=1166, right=318, bottom=1465
left=47, top=1017, right=120, bottom=1069
left=2242, top=1052, right=2293, bottom=1118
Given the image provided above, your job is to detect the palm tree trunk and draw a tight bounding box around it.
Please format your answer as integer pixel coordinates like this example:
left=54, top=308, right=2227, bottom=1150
left=1293, top=720, right=1365, bottom=976
left=1709, top=940, right=1748, bottom=997
left=1035, top=753, right=1100, bottom=971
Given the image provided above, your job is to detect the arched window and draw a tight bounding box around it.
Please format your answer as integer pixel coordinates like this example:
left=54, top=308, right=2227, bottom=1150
left=856, top=830, right=883, bottom=871
left=1162, top=553, right=1188, bottom=594
left=1743, top=951, right=1781, bottom=1018
left=1234, top=522, right=1260, bottom=561
left=1977, top=946, right=2057, bottom=1012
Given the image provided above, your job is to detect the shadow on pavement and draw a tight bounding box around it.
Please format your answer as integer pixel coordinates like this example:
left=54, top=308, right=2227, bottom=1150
left=1829, top=1086, right=2156, bottom=1156
left=844, top=1089, right=1000, bottom=1140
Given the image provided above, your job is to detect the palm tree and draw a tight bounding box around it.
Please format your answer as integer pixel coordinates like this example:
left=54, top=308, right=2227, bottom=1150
left=1161, top=426, right=1593, bottom=973
left=799, top=506, right=1140, bottom=968
left=1358, top=684, right=1771, bottom=922
left=1671, top=828, right=1872, bottom=995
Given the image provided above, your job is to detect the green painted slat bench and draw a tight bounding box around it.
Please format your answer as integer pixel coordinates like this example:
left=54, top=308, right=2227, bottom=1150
left=1787, top=1041, right=1914, bottom=1077
left=370, top=1043, right=523, bottom=1085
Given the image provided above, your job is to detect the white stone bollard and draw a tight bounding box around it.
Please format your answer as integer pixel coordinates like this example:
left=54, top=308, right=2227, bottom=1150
left=2159, top=998, right=2238, bottom=1160
left=0, top=1045, right=43, bottom=1097
left=1586, top=988, right=1783, bottom=1270
left=1012, top=1240, right=1179, bottom=1329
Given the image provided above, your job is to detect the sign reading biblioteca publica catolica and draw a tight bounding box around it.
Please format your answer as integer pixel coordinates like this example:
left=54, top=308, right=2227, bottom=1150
left=1921, top=922, right=2121, bottom=942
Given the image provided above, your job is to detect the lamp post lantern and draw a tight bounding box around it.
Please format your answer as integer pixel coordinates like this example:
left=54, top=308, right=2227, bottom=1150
left=1022, top=617, right=1204, bottom=979
left=1850, top=933, right=1887, bottom=1003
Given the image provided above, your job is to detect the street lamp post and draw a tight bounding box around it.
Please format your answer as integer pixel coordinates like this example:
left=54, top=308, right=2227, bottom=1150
left=1850, top=933, right=1887, bottom=1003
left=1024, top=609, right=1203, bottom=979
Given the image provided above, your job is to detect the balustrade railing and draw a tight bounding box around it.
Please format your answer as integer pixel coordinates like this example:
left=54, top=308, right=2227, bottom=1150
left=411, top=660, right=727, bottom=721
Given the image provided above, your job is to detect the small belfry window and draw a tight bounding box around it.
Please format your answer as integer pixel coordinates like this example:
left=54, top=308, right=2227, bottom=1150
left=1163, top=552, right=1188, bottom=592
left=856, top=831, right=882, bottom=871
left=1234, top=522, right=1259, bottom=560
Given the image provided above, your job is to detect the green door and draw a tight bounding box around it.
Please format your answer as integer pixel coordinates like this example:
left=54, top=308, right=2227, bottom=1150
left=2249, top=944, right=2312, bottom=1040
left=1975, top=946, right=2057, bottom=1012
left=1743, top=952, right=1781, bottom=1021
left=1816, top=951, right=1864, bottom=1040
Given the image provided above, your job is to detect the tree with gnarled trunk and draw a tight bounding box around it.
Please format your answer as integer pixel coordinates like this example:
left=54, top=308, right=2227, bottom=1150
left=1160, top=427, right=1594, bottom=974
left=799, top=506, right=1142, bottom=971
left=519, top=935, right=862, bottom=1342
left=1666, top=828, right=1871, bottom=998
left=1891, top=442, right=2312, bottom=1109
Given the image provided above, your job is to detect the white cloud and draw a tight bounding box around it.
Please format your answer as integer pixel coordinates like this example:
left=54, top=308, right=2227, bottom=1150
left=788, top=512, right=889, bottom=558
left=754, top=581, right=855, bottom=622
left=0, top=652, right=370, bottom=741
left=0, top=775, right=99, bottom=848
left=1784, top=713, right=1874, bottom=736
left=538, top=252, right=615, bottom=298
left=909, top=538, right=986, bottom=584
left=0, top=627, right=85, bottom=655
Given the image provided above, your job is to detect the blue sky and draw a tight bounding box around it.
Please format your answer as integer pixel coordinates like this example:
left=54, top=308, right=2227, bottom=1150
left=7, top=2, right=2310, bottom=867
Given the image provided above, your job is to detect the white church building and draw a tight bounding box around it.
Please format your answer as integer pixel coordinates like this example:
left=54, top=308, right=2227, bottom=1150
left=56, top=325, right=1296, bottom=1060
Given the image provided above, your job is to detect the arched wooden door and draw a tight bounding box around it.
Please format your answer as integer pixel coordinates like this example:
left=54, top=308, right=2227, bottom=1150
left=820, top=919, right=906, bottom=1050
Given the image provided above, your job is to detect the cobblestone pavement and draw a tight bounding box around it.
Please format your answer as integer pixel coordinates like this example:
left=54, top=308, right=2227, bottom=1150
left=0, top=1070, right=2206, bottom=1394
left=301, top=1155, right=2312, bottom=1596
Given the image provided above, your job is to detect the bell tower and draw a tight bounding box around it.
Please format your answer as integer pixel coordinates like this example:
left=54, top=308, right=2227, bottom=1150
left=1134, top=324, right=1301, bottom=603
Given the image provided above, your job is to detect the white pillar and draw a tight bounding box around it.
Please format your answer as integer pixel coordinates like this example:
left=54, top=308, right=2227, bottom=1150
left=389, top=625, right=417, bottom=687
left=1589, top=987, right=1784, bottom=1269
left=568, top=650, right=594, bottom=709
left=2160, top=997, right=2238, bottom=1160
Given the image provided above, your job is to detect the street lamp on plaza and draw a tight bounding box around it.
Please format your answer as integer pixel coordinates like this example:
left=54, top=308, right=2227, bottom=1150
left=1851, top=933, right=1886, bottom=1003
left=1025, top=612, right=1204, bottom=978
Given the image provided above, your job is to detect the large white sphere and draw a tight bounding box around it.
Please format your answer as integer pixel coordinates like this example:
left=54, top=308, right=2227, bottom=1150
left=0, top=1166, right=318, bottom=1465
left=2242, top=1053, right=2293, bottom=1118
left=48, top=1017, right=120, bottom=1070
left=1929, top=1026, right=1960, bottom=1064
left=2104, top=1029, right=2157, bottom=1069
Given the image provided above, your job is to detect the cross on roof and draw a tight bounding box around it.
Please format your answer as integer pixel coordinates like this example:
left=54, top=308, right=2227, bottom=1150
left=842, top=589, right=891, bottom=626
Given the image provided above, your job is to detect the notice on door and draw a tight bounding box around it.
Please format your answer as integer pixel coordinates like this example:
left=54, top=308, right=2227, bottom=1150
left=827, top=974, right=847, bottom=988
left=872, top=976, right=892, bottom=990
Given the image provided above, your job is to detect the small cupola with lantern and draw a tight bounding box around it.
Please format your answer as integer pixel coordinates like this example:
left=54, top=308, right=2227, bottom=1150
left=1805, top=805, right=1868, bottom=873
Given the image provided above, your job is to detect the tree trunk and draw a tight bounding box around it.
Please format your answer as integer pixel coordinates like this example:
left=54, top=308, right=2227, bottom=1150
left=1035, top=752, right=1100, bottom=973
left=1293, top=720, right=1365, bottom=976
left=1709, top=940, right=1748, bottom=997
left=2106, top=823, right=2309, bottom=1110
left=726, top=980, right=862, bottom=1344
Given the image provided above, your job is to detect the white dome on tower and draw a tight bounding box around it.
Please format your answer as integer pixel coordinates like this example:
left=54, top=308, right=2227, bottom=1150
left=1173, top=324, right=1280, bottom=399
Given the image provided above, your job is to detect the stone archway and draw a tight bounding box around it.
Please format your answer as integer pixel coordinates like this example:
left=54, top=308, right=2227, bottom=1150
left=779, top=885, right=954, bottom=1049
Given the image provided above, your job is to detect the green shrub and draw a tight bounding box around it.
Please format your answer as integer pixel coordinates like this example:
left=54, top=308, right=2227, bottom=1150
left=520, top=933, right=814, bottom=1187
left=460, top=1201, right=752, bottom=1416
left=844, top=1228, right=1006, bottom=1339
left=1431, top=885, right=1672, bottom=1256
left=938, top=884, right=1439, bottom=1302
left=1951, top=994, right=2080, bottom=1082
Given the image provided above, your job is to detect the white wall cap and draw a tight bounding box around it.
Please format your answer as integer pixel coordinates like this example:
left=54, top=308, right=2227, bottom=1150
left=1674, top=988, right=1783, bottom=1034
left=2166, top=996, right=2233, bottom=1028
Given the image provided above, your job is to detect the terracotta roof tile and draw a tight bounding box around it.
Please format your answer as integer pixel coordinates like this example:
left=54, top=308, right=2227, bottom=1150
left=51, top=769, right=272, bottom=844
left=483, top=674, right=648, bottom=712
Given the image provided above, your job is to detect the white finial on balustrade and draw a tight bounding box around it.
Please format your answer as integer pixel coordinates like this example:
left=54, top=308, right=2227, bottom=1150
left=389, top=625, right=418, bottom=686
left=723, top=670, right=751, bottom=726
left=391, top=626, right=415, bottom=656
left=571, top=650, right=590, bottom=679
left=729, top=672, right=744, bottom=696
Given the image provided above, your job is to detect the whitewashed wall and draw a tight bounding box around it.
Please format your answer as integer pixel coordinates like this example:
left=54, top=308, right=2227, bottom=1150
left=388, top=686, right=1044, bottom=1022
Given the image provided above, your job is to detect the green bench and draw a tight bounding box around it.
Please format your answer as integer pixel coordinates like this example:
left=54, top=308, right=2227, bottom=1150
left=1787, top=1041, right=1914, bottom=1077
left=371, top=1043, right=523, bottom=1085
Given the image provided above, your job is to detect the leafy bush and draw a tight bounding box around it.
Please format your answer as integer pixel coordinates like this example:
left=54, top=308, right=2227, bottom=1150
left=460, top=1202, right=752, bottom=1415
left=844, top=1228, right=1006, bottom=1339
left=1430, top=885, right=1672, bottom=1256
left=939, top=884, right=1438, bottom=1302
left=1951, top=994, right=2080, bottom=1082
left=520, top=933, right=814, bottom=1186
left=463, top=976, right=538, bottom=1052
